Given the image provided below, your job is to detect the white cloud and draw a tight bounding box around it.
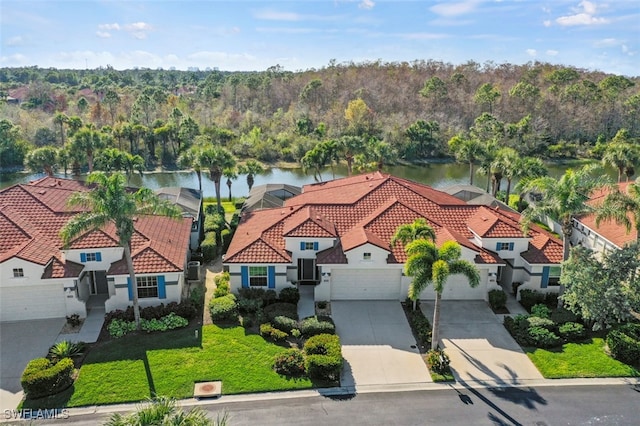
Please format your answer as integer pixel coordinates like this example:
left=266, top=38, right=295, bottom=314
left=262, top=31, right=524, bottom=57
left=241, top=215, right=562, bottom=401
left=400, top=32, right=449, bottom=40
left=96, top=31, right=111, bottom=38
left=359, top=0, right=375, bottom=10
left=556, top=1, right=609, bottom=26
left=621, top=44, right=628, bottom=53
left=98, top=23, right=120, bottom=31
left=526, top=49, right=537, bottom=57
left=256, top=27, right=317, bottom=34
left=543, top=20, right=551, bottom=27
left=5, top=36, right=24, bottom=46
left=0, top=53, right=28, bottom=66
left=430, top=0, right=480, bottom=17
left=546, top=50, right=559, bottom=56
left=125, top=22, right=152, bottom=31
left=594, top=38, right=618, bottom=47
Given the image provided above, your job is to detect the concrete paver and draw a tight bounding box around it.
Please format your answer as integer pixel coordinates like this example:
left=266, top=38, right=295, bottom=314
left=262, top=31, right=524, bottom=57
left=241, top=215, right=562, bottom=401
left=332, top=301, right=432, bottom=389
left=0, top=318, right=65, bottom=410
left=421, top=300, right=543, bottom=385
left=297, top=285, right=315, bottom=319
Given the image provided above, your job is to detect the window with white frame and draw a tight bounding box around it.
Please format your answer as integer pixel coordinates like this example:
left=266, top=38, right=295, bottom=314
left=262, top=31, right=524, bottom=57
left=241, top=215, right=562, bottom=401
left=304, top=242, right=315, bottom=250
left=13, top=268, right=24, bottom=278
left=249, top=266, right=268, bottom=286
left=137, top=276, right=158, bottom=298
left=363, top=252, right=372, bottom=260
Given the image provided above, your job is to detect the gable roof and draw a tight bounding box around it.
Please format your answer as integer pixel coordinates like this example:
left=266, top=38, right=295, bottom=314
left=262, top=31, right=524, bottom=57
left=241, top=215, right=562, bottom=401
left=576, top=182, right=637, bottom=248
left=0, top=178, right=192, bottom=278
left=225, top=173, right=562, bottom=266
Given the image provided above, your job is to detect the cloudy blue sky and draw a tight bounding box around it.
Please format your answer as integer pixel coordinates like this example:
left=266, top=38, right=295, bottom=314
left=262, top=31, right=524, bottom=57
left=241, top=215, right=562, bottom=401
left=1, top=0, right=638, bottom=75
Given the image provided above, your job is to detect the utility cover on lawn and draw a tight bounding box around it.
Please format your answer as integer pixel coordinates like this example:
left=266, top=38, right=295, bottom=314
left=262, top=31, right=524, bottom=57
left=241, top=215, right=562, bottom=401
left=194, top=381, right=222, bottom=399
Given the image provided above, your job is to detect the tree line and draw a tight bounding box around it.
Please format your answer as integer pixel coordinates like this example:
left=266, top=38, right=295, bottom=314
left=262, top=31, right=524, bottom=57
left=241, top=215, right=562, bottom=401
left=1, top=61, right=638, bottom=198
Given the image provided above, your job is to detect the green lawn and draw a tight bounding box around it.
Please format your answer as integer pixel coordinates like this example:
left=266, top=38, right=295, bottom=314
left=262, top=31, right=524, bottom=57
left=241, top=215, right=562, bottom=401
left=203, top=200, right=238, bottom=214
left=23, top=324, right=312, bottom=409
left=525, top=338, right=640, bottom=379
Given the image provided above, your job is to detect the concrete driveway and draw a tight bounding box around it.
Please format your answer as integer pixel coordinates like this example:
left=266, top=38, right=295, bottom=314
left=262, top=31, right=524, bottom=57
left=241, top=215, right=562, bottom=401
left=0, top=318, right=65, bottom=409
left=420, top=301, right=543, bottom=385
left=331, top=301, right=431, bottom=390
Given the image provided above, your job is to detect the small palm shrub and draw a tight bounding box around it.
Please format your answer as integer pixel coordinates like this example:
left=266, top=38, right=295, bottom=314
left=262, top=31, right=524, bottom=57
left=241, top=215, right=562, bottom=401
left=48, top=340, right=85, bottom=361
left=104, top=396, right=226, bottom=426
left=273, top=349, right=306, bottom=376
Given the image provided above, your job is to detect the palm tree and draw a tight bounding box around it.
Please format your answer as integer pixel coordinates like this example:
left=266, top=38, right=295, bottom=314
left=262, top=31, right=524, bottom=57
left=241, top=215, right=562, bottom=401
left=60, top=172, right=182, bottom=329
left=53, top=112, right=69, bottom=145
left=198, top=146, right=236, bottom=209
left=521, top=164, right=609, bottom=260
left=69, top=128, right=104, bottom=173
left=602, top=141, right=639, bottom=183
left=178, top=145, right=204, bottom=192
left=237, top=159, right=265, bottom=192
left=448, top=133, right=484, bottom=185
left=513, top=157, right=547, bottom=210
left=404, top=239, right=480, bottom=350
left=496, top=147, right=520, bottom=203
left=338, top=135, right=365, bottom=176
left=391, top=218, right=436, bottom=248
left=223, top=167, right=237, bottom=202
left=104, top=396, right=226, bottom=426
left=596, top=177, right=640, bottom=242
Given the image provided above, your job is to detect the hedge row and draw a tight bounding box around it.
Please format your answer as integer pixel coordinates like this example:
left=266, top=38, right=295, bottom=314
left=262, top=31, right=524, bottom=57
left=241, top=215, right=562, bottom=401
left=606, top=323, right=640, bottom=365
left=504, top=314, right=586, bottom=348
left=21, top=358, right=74, bottom=399
left=303, top=334, right=343, bottom=381
left=105, top=301, right=197, bottom=325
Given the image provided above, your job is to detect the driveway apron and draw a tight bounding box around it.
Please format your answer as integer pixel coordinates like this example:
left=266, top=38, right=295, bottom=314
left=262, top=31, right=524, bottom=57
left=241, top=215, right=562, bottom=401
left=421, top=301, right=543, bottom=385
left=331, top=301, right=431, bottom=389
left=0, top=318, right=65, bottom=409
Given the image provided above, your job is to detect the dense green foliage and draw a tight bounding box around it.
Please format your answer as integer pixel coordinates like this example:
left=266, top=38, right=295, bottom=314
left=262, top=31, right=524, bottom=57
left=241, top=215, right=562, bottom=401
left=208, top=294, right=238, bottom=323
left=21, top=357, right=74, bottom=399
left=1, top=63, right=637, bottom=179
left=606, top=323, right=640, bottom=365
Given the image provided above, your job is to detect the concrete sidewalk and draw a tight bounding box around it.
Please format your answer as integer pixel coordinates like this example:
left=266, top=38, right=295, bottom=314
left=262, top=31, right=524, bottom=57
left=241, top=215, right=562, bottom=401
left=56, top=307, right=105, bottom=344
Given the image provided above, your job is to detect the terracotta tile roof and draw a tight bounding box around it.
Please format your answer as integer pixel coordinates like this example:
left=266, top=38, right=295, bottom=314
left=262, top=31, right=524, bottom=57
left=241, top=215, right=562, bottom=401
left=577, top=182, right=637, bottom=248
left=225, top=173, right=562, bottom=267
left=521, top=233, right=564, bottom=264
left=0, top=178, right=192, bottom=277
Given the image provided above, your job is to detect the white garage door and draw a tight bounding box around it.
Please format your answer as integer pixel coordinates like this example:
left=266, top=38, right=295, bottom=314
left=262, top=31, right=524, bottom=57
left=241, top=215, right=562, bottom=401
left=0, top=285, right=66, bottom=321
left=331, top=269, right=402, bottom=300
left=419, top=275, right=486, bottom=300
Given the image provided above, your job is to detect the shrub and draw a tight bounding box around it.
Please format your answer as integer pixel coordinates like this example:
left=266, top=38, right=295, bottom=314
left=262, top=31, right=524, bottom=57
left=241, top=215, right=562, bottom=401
left=263, top=289, right=278, bottom=306
left=279, top=287, right=300, bottom=305
left=531, top=304, right=552, bottom=319
left=208, top=294, right=238, bottom=323
left=21, top=357, right=74, bottom=399
left=48, top=340, right=85, bottom=361
left=528, top=326, right=561, bottom=348
left=108, top=319, right=137, bottom=338
left=66, top=314, right=81, bottom=327
left=304, top=334, right=341, bottom=356
left=161, top=312, right=189, bottom=329
left=519, top=289, right=546, bottom=312
left=273, top=349, right=306, bottom=376
left=558, top=322, right=586, bottom=342
left=305, top=354, right=343, bottom=382
left=238, top=287, right=266, bottom=301
left=260, top=323, right=288, bottom=342
left=221, top=228, right=232, bottom=252
left=606, top=324, right=640, bottom=365
left=526, top=316, right=556, bottom=331
left=241, top=315, right=254, bottom=328
left=189, top=285, right=204, bottom=308
left=550, top=308, right=578, bottom=325
left=214, top=280, right=230, bottom=298
left=141, top=318, right=168, bottom=332
left=426, top=349, right=451, bottom=374
left=300, top=316, right=336, bottom=337
left=237, top=297, right=262, bottom=314
left=488, top=289, right=507, bottom=311
left=272, top=315, right=299, bottom=333
left=214, top=271, right=230, bottom=288
left=317, top=301, right=328, bottom=309
left=406, top=308, right=432, bottom=347
left=201, top=232, right=218, bottom=262
left=169, top=301, right=198, bottom=320
left=264, top=302, right=298, bottom=321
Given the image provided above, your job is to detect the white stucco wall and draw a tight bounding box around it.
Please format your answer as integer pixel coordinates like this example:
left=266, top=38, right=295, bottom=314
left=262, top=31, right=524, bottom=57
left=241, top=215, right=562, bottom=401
left=226, top=264, right=290, bottom=295
left=285, top=237, right=336, bottom=261
left=105, top=271, right=184, bottom=312
left=344, top=243, right=390, bottom=265
left=62, top=247, right=124, bottom=271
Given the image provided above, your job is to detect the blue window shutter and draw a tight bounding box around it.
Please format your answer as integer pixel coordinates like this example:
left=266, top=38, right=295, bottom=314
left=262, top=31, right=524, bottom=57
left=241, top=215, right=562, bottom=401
left=313, top=242, right=319, bottom=251
left=541, top=266, right=550, bottom=288
left=127, top=277, right=133, bottom=301
left=96, top=252, right=102, bottom=261
left=509, top=242, right=514, bottom=251
left=241, top=266, right=249, bottom=288
left=268, top=266, right=276, bottom=289
left=300, top=242, right=306, bottom=251
left=495, top=242, right=501, bottom=251
left=80, top=253, right=87, bottom=262
left=158, top=276, right=166, bottom=299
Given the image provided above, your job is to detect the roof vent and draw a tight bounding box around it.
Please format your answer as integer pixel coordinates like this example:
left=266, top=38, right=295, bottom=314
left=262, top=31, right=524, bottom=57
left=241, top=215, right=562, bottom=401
left=38, top=190, right=46, bottom=195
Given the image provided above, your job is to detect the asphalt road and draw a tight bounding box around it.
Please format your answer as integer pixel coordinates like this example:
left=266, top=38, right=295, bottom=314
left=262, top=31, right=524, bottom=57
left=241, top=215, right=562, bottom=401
left=18, top=383, right=640, bottom=426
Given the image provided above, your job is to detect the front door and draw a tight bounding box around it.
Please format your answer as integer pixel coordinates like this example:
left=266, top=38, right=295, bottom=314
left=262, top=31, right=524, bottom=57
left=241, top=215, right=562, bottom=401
left=298, top=258, right=316, bottom=282
left=91, top=271, right=109, bottom=295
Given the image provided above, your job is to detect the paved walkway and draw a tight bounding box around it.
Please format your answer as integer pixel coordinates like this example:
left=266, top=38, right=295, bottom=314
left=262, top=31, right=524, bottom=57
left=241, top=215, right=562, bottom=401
left=297, top=285, right=315, bottom=319
left=332, top=301, right=432, bottom=390
left=56, top=307, right=105, bottom=344
left=421, top=300, right=543, bottom=385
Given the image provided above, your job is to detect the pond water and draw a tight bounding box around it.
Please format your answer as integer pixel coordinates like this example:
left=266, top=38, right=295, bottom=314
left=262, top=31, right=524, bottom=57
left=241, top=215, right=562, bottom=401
left=0, top=162, right=602, bottom=200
